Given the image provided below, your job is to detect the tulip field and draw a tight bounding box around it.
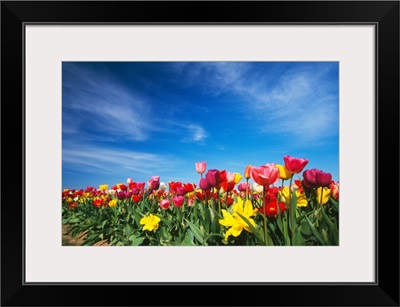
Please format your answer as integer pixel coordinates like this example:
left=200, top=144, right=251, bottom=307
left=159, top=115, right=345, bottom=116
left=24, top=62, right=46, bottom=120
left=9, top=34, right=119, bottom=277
left=62, top=156, right=339, bottom=246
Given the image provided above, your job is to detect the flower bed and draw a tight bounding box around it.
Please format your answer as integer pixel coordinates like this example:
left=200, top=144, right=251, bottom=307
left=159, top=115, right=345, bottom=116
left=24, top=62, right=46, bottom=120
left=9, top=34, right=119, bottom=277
left=62, top=155, right=339, bottom=246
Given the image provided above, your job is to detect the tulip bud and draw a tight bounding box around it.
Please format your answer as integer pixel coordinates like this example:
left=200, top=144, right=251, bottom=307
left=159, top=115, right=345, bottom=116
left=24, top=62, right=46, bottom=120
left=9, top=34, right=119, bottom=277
left=244, top=165, right=252, bottom=179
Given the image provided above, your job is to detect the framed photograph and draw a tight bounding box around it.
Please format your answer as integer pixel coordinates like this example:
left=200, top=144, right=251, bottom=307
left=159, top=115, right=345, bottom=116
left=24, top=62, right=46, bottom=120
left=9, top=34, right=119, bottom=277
left=2, top=1, right=399, bottom=306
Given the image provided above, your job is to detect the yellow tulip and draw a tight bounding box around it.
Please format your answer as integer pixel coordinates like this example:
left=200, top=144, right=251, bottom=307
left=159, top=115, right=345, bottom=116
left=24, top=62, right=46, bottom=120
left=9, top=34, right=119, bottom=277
left=316, top=187, right=331, bottom=205
left=275, top=164, right=293, bottom=180
left=99, top=184, right=108, bottom=191
left=108, top=199, right=117, bottom=208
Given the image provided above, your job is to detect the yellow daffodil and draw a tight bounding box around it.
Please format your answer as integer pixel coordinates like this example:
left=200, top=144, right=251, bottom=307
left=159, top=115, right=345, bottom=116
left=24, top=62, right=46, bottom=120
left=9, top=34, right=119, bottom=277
left=275, top=164, right=293, bottom=180
left=108, top=199, right=117, bottom=208
left=281, top=186, right=308, bottom=207
left=219, top=197, right=258, bottom=241
left=316, top=187, right=331, bottom=205
left=140, top=214, right=161, bottom=232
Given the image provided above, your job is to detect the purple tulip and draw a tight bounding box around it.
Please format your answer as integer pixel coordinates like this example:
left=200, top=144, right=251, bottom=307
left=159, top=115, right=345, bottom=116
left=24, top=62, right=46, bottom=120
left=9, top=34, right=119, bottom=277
left=316, top=171, right=332, bottom=187
left=117, top=191, right=125, bottom=200
left=199, top=178, right=211, bottom=190
left=205, top=169, right=220, bottom=187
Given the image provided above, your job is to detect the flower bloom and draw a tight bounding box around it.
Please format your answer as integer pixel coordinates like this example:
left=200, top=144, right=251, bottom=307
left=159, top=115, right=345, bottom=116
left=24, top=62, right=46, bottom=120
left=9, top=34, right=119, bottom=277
left=244, top=165, right=252, bottom=179
left=160, top=199, right=170, bottom=210
left=159, top=182, right=167, bottom=190
left=237, top=182, right=248, bottom=192
left=108, top=199, right=117, bottom=208
left=195, top=162, right=207, bottom=174
left=258, top=188, right=287, bottom=217
left=303, top=169, right=332, bottom=188
left=316, top=171, right=332, bottom=187
left=117, top=191, right=125, bottom=200
left=99, top=184, right=108, bottom=191
left=283, top=156, right=309, bottom=174
left=250, top=164, right=280, bottom=187
left=148, top=176, right=160, bottom=190
left=172, top=196, right=185, bottom=207
left=252, top=183, right=264, bottom=194
left=140, top=214, right=161, bottom=232
left=205, top=169, right=220, bottom=187
left=316, top=187, right=331, bottom=205
left=199, top=178, right=211, bottom=190
left=281, top=186, right=308, bottom=207
left=117, top=184, right=127, bottom=191
left=219, top=197, right=258, bottom=241
left=302, top=169, right=318, bottom=188
left=274, top=164, right=293, bottom=180
left=127, top=178, right=133, bottom=184
left=330, top=181, right=339, bottom=201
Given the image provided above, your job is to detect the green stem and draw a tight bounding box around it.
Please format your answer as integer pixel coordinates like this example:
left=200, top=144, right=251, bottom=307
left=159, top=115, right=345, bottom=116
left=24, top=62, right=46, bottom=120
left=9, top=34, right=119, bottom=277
left=287, top=175, right=293, bottom=245
left=246, top=179, right=249, bottom=201
left=263, top=185, right=268, bottom=245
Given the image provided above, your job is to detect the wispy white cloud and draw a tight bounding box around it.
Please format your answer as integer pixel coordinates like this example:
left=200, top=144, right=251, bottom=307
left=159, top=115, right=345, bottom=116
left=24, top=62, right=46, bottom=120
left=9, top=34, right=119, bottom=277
left=63, top=64, right=157, bottom=142
left=176, top=62, right=338, bottom=143
left=62, top=142, right=180, bottom=178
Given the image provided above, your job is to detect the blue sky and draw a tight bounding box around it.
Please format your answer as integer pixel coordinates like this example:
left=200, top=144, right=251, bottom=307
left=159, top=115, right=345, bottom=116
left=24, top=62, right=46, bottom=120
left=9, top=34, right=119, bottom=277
left=62, top=62, right=339, bottom=190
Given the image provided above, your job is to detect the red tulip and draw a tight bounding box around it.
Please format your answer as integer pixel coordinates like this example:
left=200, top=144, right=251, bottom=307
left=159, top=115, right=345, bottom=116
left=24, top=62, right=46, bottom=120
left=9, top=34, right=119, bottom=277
left=283, top=155, right=309, bottom=174
left=250, top=165, right=280, bottom=187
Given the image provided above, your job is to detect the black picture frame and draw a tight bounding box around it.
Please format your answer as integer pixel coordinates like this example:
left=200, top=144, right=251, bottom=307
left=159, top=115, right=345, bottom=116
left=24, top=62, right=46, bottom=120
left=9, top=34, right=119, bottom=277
left=1, top=1, right=399, bottom=306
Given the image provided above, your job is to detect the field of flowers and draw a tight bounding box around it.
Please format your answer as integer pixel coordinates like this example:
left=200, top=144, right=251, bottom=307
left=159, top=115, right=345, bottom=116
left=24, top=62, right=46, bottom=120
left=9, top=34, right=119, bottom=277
left=62, top=155, right=339, bottom=246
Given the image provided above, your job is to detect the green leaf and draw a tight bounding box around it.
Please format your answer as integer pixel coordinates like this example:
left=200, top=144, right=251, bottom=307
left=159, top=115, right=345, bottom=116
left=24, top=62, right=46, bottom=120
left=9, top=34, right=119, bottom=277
left=123, top=223, right=132, bottom=237
left=185, top=219, right=205, bottom=245
left=131, top=236, right=145, bottom=246
left=304, top=214, right=326, bottom=246
left=321, top=207, right=339, bottom=245
left=181, top=233, right=195, bottom=246
left=294, top=231, right=305, bottom=246
left=236, top=212, right=265, bottom=244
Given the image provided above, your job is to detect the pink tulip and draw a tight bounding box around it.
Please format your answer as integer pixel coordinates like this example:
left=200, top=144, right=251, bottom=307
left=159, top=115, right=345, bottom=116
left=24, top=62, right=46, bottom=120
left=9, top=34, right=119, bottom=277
left=195, top=162, right=207, bottom=174
left=283, top=155, right=309, bottom=174
left=148, top=176, right=160, bottom=190
left=250, top=165, right=280, bottom=187
left=127, top=178, right=133, bottom=184
left=160, top=199, right=170, bottom=210
left=226, top=172, right=236, bottom=183
left=172, top=196, right=185, bottom=207
left=237, top=182, right=248, bottom=192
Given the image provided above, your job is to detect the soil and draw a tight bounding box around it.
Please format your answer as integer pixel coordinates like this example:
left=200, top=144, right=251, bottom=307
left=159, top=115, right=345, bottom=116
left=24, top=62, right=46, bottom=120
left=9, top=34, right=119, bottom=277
left=62, top=224, right=109, bottom=246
